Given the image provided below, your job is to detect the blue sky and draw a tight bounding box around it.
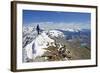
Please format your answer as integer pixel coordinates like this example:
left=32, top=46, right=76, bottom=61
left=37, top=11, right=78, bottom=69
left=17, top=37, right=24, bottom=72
left=23, top=10, right=91, bottom=29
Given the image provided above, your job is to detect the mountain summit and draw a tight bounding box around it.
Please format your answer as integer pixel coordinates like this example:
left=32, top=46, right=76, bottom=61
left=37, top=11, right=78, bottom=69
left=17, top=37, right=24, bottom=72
left=23, top=30, right=67, bottom=62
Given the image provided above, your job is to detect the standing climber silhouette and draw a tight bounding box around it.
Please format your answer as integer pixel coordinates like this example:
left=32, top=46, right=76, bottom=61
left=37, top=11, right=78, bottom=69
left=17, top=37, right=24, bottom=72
left=36, top=24, right=40, bottom=35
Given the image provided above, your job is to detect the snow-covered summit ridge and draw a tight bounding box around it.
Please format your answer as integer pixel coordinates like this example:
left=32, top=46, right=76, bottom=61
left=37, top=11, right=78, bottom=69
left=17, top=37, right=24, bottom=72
left=23, top=31, right=56, bottom=62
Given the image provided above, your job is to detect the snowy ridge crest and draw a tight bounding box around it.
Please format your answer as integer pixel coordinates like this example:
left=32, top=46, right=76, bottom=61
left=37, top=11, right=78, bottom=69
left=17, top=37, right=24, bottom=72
left=23, top=30, right=63, bottom=62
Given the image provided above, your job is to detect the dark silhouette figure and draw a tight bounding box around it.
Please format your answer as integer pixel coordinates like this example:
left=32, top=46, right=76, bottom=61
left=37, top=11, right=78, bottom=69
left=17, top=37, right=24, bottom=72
left=36, top=24, right=40, bottom=35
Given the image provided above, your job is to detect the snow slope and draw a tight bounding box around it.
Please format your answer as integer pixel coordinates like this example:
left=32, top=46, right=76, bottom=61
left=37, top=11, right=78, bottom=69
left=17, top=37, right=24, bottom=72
left=23, top=26, right=37, bottom=48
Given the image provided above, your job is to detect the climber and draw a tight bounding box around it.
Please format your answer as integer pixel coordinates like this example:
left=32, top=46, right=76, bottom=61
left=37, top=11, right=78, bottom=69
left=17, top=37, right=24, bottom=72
left=36, top=24, right=40, bottom=35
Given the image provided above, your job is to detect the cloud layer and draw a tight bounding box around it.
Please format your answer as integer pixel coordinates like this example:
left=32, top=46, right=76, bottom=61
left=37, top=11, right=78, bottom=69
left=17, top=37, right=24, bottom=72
left=24, top=22, right=90, bottom=30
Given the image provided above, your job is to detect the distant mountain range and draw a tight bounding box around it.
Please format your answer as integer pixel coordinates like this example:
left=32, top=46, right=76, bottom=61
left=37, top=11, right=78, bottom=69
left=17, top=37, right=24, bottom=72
left=23, top=26, right=90, bottom=47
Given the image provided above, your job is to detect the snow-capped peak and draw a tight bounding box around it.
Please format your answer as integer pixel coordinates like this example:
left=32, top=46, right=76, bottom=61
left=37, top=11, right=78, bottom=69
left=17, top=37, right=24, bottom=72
left=48, top=30, right=65, bottom=38
left=64, top=28, right=82, bottom=32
